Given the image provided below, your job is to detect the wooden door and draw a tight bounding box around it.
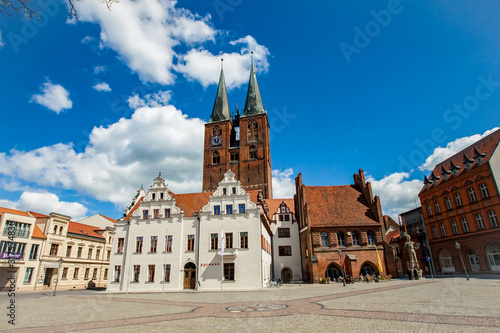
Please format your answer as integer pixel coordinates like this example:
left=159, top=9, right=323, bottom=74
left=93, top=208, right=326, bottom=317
left=183, top=269, right=196, bottom=289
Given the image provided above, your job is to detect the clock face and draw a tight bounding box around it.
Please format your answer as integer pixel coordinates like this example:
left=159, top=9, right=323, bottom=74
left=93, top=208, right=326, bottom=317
left=212, top=135, right=221, bottom=146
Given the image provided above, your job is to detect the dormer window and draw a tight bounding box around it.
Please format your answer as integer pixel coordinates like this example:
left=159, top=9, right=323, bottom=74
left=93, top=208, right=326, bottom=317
left=463, top=153, right=474, bottom=170
left=450, top=161, right=460, bottom=176
left=473, top=147, right=486, bottom=164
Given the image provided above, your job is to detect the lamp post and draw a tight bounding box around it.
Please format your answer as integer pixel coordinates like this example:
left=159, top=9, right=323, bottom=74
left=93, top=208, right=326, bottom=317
left=455, top=242, right=469, bottom=281
left=53, top=257, right=64, bottom=296
left=337, top=248, right=346, bottom=287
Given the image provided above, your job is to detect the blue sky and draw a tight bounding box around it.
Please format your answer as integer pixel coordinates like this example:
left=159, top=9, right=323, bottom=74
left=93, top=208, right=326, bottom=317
left=0, top=0, right=499, bottom=220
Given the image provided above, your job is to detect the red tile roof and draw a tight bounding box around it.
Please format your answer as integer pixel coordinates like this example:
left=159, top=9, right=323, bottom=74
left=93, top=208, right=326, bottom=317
left=27, top=211, right=48, bottom=218
left=420, top=128, right=500, bottom=193
left=124, top=197, right=144, bottom=220
left=67, top=221, right=105, bottom=239
left=174, top=192, right=212, bottom=217
left=304, top=185, right=380, bottom=227
left=32, top=225, right=46, bottom=239
left=0, top=207, right=30, bottom=217
left=266, top=198, right=295, bottom=218
left=99, top=214, right=116, bottom=223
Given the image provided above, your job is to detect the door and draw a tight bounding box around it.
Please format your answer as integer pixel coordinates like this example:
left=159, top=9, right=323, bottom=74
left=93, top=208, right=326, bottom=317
left=281, top=268, right=292, bottom=283
left=44, top=268, right=54, bottom=286
left=468, top=250, right=480, bottom=272
left=183, top=262, right=196, bottom=289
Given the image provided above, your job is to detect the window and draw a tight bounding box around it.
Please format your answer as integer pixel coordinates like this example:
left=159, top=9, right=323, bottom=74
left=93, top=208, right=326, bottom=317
left=150, top=236, right=158, bottom=253
left=143, top=210, right=149, bottom=219
left=92, top=268, right=98, bottom=280
left=148, top=265, right=155, bottom=282
left=337, top=232, right=346, bottom=247
left=59, top=227, right=63, bottom=235
left=152, top=193, right=156, bottom=200
left=232, top=187, right=236, bottom=194
left=230, top=152, right=239, bottom=162
left=107, top=250, right=111, bottom=260
left=321, top=232, right=329, bottom=247
left=187, top=235, right=195, bottom=251
left=54, top=226, right=57, bottom=234
left=214, top=205, right=221, bottom=215
left=284, top=215, right=290, bottom=221
left=96, top=249, right=100, bottom=260
left=445, top=197, right=452, bottom=210
left=166, top=235, right=173, bottom=252
left=117, top=238, right=124, bottom=253
left=114, top=266, right=121, bottom=282
left=451, top=220, right=459, bottom=235
left=279, top=246, right=292, bottom=256
left=50, top=244, right=59, bottom=256
left=249, top=145, right=257, bottom=159
left=65, top=246, right=72, bottom=257
left=88, top=248, right=93, bottom=259
left=136, top=237, right=143, bottom=253
left=239, top=204, right=246, bottom=214
left=62, top=267, right=68, bottom=279
left=440, top=223, right=447, bottom=237
left=73, top=268, right=79, bottom=279
left=489, top=211, right=498, bottom=228
left=434, top=201, right=441, bottom=214
left=213, top=126, right=221, bottom=137
left=2, top=221, right=31, bottom=238
left=432, top=226, right=438, bottom=238
left=223, top=188, right=227, bottom=195
left=352, top=232, right=360, bottom=246
left=367, top=231, right=375, bottom=245
left=160, top=193, right=164, bottom=199
left=224, top=263, right=234, bottom=281
left=462, top=217, right=470, bottom=233
left=164, top=264, right=171, bottom=282
left=29, top=244, right=39, bottom=260
left=104, top=268, right=108, bottom=279
left=77, top=247, right=82, bottom=258
left=279, top=214, right=284, bottom=221
left=278, top=228, right=290, bottom=238
left=213, top=151, right=220, bottom=164
left=248, top=121, right=258, bottom=141
left=476, top=214, right=485, bottom=230
left=480, top=183, right=489, bottom=199
left=133, top=265, right=140, bottom=282
left=154, top=209, right=160, bottom=218
left=211, top=233, right=218, bottom=250
left=240, top=232, right=248, bottom=249
left=225, top=233, right=233, bottom=248
left=165, top=209, right=171, bottom=218
left=23, top=267, right=34, bottom=284
left=455, top=193, right=463, bottom=207
left=427, top=204, right=432, bottom=216
left=486, top=243, right=500, bottom=270
left=0, top=241, right=26, bottom=260
left=468, top=188, right=477, bottom=203
left=84, top=268, right=90, bottom=279
left=226, top=205, right=233, bottom=214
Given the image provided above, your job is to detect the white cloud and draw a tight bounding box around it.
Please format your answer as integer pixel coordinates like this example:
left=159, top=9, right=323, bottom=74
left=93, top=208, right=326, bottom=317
left=72, top=0, right=270, bottom=88
left=272, top=169, right=295, bottom=198
left=93, top=82, right=112, bottom=92
left=367, top=172, right=423, bottom=220
left=94, top=65, right=107, bottom=74
left=0, top=30, right=4, bottom=48
left=0, top=94, right=204, bottom=208
left=419, top=127, right=499, bottom=171
left=0, top=191, right=88, bottom=220
left=176, top=36, right=270, bottom=89
left=30, top=79, right=73, bottom=114
left=81, top=35, right=96, bottom=44
left=127, top=90, right=171, bottom=109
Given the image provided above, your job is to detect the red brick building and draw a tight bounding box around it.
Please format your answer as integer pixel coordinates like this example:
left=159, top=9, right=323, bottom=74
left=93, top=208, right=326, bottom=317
left=418, top=129, right=500, bottom=274
left=294, top=169, right=391, bottom=282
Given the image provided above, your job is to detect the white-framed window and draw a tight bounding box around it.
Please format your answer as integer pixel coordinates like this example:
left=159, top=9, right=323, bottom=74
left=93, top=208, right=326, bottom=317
left=488, top=210, right=498, bottom=228
left=486, top=243, right=500, bottom=271
left=451, top=220, right=459, bottom=235
left=435, top=201, right=441, bottom=214
left=480, top=183, right=489, bottom=199
left=337, top=232, right=346, bottom=247
left=23, top=267, right=34, bottom=284
left=476, top=214, right=485, bottom=230
left=440, top=223, right=447, bottom=237
left=461, top=217, right=470, bottom=233
left=352, top=232, right=360, bottom=246
left=468, top=187, right=477, bottom=203
left=439, top=249, right=455, bottom=272
left=432, top=226, right=438, bottom=239
left=367, top=230, right=375, bottom=245
left=445, top=197, right=452, bottom=210
left=427, top=204, right=432, bottom=216
left=321, top=232, right=329, bottom=247
left=455, top=193, right=463, bottom=207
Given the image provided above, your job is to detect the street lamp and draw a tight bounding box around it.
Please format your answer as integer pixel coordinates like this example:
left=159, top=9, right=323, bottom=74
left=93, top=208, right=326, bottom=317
left=53, top=257, right=64, bottom=296
left=337, top=248, right=346, bottom=287
left=455, top=242, right=469, bottom=281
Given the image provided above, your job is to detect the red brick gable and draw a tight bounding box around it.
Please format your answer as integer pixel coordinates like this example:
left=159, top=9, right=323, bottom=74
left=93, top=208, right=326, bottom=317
left=303, top=185, right=380, bottom=227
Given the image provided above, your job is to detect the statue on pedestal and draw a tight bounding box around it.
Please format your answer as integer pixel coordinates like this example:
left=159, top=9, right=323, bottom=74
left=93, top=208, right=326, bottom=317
left=404, top=235, right=422, bottom=279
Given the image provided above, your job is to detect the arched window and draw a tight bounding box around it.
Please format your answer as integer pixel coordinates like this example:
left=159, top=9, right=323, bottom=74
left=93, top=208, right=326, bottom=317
left=249, top=145, right=257, bottom=159
left=321, top=232, right=329, bottom=247
left=468, top=187, right=477, bottom=203
left=486, top=243, right=500, bottom=271
left=480, top=183, right=489, bottom=199
left=438, top=249, right=455, bottom=272
left=367, top=231, right=375, bottom=245
left=247, top=121, right=258, bottom=141
left=352, top=232, right=360, bottom=246
left=488, top=210, right=498, bottom=228
left=53, top=226, right=57, bottom=234
left=337, top=232, right=345, bottom=247
left=212, top=151, right=220, bottom=165
left=476, top=214, right=485, bottom=230
left=212, top=127, right=221, bottom=136
left=59, top=227, right=63, bottom=235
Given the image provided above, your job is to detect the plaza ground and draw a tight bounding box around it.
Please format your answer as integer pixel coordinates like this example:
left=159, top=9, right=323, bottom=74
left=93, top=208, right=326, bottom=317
left=1, top=277, right=499, bottom=332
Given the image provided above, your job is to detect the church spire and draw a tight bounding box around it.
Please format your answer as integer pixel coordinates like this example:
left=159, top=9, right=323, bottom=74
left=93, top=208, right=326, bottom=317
left=209, top=59, right=231, bottom=123
left=242, top=53, right=265, bottom=117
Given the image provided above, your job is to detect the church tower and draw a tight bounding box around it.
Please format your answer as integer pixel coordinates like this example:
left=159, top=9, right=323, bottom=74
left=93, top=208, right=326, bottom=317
left=202, top=58, right=273, bottom=199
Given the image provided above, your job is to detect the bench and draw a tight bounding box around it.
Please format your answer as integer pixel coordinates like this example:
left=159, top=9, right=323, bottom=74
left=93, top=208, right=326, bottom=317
left=290, top=280, right=303, bottom=286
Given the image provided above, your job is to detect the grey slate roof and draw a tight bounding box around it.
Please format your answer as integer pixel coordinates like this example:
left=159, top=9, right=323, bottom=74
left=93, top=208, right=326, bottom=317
left=242, top=57, right=265, bottom=117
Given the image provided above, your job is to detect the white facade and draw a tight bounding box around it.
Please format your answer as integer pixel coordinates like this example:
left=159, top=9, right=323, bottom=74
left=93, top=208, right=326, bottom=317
left=107, top=171, right=272, bottom=292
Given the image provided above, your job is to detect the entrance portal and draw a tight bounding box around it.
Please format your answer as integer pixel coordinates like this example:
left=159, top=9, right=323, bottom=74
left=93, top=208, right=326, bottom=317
left=467, top=250, right=480, bottom=272
left=44, top=268, right=54, bottom=286
left=281, top=267, right=292, bottom=283
left=183, top=262, right=196, bottom=289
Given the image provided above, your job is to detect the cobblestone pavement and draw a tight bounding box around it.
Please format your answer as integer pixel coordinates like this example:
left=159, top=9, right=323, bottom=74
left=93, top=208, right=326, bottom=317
left=2, top=277, right=499, bottom=332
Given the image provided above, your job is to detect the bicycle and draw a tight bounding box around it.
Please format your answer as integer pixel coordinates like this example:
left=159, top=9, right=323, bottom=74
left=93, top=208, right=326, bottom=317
left=266, top=279, right=283, bottom=288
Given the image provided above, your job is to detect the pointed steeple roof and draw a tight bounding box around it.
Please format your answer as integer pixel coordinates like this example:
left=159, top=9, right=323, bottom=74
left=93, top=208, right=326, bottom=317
left=209, top=60, right=231, bottom=123
left=242, top=54, right=265, bottom=117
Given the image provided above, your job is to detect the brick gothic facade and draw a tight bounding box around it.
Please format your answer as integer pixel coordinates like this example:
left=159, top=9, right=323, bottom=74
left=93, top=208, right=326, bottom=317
left=295, top=169, right=390, bottom=282
left=202, top=60, right=272, bottom=199
left=419, top=129, right=500, bottom=274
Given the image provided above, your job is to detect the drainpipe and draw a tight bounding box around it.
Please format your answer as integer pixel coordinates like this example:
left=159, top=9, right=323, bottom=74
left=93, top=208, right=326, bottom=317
left=196, top=215, right=201, bottom=290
